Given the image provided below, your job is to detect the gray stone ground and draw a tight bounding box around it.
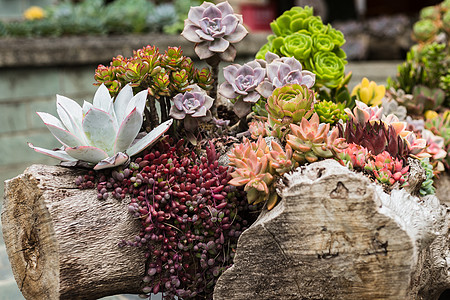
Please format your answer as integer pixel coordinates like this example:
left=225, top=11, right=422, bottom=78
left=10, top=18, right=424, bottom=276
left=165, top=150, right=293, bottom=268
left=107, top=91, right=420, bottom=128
left=0, top=61, right=398, bottom=299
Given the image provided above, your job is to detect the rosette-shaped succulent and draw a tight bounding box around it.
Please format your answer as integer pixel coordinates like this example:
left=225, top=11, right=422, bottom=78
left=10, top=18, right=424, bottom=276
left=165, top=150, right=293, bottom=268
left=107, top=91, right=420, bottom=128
left=419, top=157, right=436, bottom=196
left=287, top=113, right=346, bottom=163
left=314, top=100, right=347, bottom=125
left=279, top=33, right=313, bottom=61
left=266, top=83, right=315, bottom=126
left=181, top=1, right=248, bottom=61
left=228, top=137, right=275, bottom=207
left=345, top=100, right=383, bottom=124
left=269, top=6, right=314, bottom=37
left=29, top=84, right=172, bottom=170
left=169, top=84, right=213, bottom=131
left=309, top=51, right=345, bottom=89
left=257, top=52, right=316, bottom=98
left=413, top=19, right=439, bottom=42
left=351, top=77, right=386, bottom=106
left=219, top=60, right=265, bottom=118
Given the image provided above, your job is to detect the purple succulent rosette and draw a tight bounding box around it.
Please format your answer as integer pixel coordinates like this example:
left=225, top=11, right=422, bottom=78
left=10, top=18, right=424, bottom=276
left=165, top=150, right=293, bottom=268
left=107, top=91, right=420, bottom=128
left=169, top=85, right=214, bottom=131
left=219, top=60, right=266, bottom=118
left=181, top=1, right=248, bottom=62
left=256, top=52, right=316, bottom=98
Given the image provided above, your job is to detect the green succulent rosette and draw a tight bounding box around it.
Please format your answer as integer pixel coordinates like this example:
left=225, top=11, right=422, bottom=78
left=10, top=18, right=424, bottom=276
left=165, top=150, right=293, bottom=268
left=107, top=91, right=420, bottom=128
left=314, top=100, right=348, bottom=125
left=309, top=51, right=346, bottom=89
left=327, top=25, right=345, bottom=47
left=270, top=6, right=314, bottom=36
left=279, top=33, right=313, bottom=62
left=266, top=83, right=315, bottom=126
left=443, top=10, right=450, bottom=32
left=413, top=19, right=439, bottom=42
left=312, top=33, right=334, bottom=53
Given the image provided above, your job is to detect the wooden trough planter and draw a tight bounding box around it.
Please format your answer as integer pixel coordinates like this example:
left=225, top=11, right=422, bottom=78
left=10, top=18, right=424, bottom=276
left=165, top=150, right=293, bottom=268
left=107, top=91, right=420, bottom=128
left=2, top=159, right=449, bottom=299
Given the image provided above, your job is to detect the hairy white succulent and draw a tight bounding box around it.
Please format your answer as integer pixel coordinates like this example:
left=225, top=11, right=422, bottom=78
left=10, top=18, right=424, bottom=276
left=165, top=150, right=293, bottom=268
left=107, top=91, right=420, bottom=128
left=29, top=84, right=172, bottom=170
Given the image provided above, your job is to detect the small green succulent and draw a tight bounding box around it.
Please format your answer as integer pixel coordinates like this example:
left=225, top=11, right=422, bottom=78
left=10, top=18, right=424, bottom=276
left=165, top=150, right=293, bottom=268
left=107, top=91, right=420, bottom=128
left=419, top=158, right=436, bottom=196
left=314, top=100, right=348, bottom=125
left=413, top=19, right=439, bottom=42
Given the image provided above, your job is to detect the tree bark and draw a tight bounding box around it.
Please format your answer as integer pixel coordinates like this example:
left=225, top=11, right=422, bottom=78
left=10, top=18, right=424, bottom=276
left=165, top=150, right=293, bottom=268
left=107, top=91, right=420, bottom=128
left=2, top=164, right=145, bottom=300
left=2, top=162, right=449, bottom=300
left=213, top=160, right=450, bottom=300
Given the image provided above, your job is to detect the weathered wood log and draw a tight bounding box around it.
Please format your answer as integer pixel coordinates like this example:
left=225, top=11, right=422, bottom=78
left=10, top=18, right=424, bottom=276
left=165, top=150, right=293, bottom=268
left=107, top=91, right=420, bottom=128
left=214, top=160, right=450, bottom=300
left=2, top=161, right=449, bottom=300
left=2, top=164, right=145, bottom=300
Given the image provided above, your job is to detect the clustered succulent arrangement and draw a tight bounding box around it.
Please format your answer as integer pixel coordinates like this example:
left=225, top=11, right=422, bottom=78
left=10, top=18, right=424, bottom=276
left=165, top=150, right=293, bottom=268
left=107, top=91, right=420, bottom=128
left=0, top=0, right=201, bottom=38
left=28, top=1, right=449, bottom=299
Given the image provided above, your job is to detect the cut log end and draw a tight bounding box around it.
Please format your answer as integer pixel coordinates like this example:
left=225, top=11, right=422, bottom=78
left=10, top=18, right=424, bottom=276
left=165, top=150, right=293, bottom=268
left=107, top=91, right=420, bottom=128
left=2, top=165, right=146, bottom=300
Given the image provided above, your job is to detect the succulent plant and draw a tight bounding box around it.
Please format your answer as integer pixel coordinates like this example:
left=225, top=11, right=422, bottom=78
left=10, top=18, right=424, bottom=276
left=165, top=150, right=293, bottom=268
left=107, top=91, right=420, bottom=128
left=219, top=60, right=266, bottom=118
left=248, top=119, right=269, bottom=140
left=181, top=1, right=248, bottom=61
left=413, top=19, right=439, bottom=42
left=363, top=151, right=409, bottom=186
left=169, top=84, right=213, bottom=131
left=256, top=6, right=346, bottom=89
left=337, top=143, right=368, bottom=170
left=228, top=137, right=274, bottom=206
left=419, top=157, right=436, bottom=196
left=287, top=113, right=347, bottom=163
left=314, top=100, right=348, bottom=125
left=29, top=84, right=172, bottom=170
left=266, top=83, right=315, bottom=126
left=256, top=52, right=315, bottom=99
left=339, top=118, right=411, bottom=161
left=381, top=97, right=407, bottom=120
left=411, top=85, right=446, bottom=114
left=344, top=100, right=383, bottom=125
left=351, top=77, right=386, bottom=107
left=146, top=3, right=177, bottom=31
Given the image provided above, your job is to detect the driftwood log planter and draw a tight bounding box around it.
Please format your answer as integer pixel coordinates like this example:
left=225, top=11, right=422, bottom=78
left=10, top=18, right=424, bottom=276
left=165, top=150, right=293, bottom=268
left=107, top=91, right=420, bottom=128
left=2, top=160, right=449, bottom=299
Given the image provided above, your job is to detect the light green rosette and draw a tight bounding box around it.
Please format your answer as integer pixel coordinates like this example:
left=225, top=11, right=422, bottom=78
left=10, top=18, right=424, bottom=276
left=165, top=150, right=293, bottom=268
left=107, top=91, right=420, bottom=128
left=309, top=51, right=345, bottom=89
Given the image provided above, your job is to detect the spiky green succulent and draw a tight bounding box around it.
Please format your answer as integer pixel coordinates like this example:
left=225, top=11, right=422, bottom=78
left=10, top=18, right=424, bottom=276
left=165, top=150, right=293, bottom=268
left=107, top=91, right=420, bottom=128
left=256, top=6, right=346, bottom=89
left=419, top=157, right=436, bottom=196
left=314, top=100, right=347, bottom=125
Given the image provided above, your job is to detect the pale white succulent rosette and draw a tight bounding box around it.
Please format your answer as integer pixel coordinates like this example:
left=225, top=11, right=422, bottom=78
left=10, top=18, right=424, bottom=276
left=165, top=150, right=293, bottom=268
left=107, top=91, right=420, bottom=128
left=181, top=1, right=248, bottom=61
left=29, top=84, right=172, bottom=170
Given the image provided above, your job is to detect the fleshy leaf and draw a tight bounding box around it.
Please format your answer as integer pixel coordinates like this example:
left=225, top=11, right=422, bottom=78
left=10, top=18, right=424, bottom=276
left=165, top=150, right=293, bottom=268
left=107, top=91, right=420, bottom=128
left=65, top=146, right=109, bottom=163
left=94, top=152, right=129, bottom=170
left=37, top=112, right=84, bottom=147
left=114, top=108, right=143, bottom=154
left=126, top=119, right=173, bottom=157
left=82, top=107, right=117, bottom=155
left=28, top=143, right=78, bottom=162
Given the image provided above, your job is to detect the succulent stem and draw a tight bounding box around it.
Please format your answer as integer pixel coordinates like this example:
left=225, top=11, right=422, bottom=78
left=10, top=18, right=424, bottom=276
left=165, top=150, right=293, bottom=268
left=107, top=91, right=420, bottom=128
left=206, top=55, right=220, bottom=119
left=148, top=96, right=159, bottom=130
left=160, top=97, right=168, bottom=123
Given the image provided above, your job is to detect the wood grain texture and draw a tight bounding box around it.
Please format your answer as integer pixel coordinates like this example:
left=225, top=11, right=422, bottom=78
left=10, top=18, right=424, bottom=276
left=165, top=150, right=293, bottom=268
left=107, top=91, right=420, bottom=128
left=2, top=164, right=145, bottom=300
left=214, top=159, right=450, bottom=300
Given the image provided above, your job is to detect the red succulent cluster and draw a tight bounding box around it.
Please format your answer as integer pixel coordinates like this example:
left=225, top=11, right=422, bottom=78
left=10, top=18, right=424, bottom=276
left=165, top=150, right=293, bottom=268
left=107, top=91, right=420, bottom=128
left=78, top=137, right=255, bottom=299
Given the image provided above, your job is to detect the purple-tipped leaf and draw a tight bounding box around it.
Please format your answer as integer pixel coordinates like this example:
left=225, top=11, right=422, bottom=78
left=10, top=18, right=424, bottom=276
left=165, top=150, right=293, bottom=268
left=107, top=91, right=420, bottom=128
left=65, top=146, right=109, bottom=163
left=94, top=152, right=129, bottom=170
left=113, top=108, right=143, bottom=154
left=37, top=112, right=84, bottom=147
left=126, top=119, right=173, bottom=157
left=28, top=143, right=78, bottom=162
